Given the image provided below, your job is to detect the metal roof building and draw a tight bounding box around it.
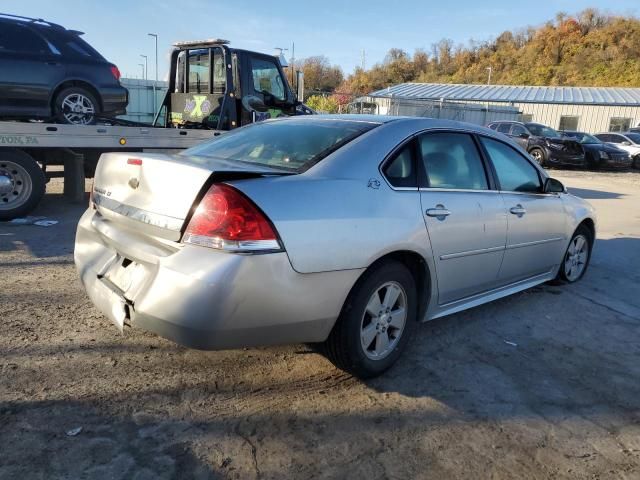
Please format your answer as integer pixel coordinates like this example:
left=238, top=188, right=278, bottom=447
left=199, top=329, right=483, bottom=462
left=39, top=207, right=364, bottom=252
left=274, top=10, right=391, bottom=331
left=365, top=83, right=640, bottom=133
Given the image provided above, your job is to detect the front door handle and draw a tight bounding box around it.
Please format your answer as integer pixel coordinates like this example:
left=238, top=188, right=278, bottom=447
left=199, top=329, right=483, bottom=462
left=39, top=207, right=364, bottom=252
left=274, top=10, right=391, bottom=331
left=425, top=205, right=451, bottom=219
left=510, top=205, right=526, bottom=217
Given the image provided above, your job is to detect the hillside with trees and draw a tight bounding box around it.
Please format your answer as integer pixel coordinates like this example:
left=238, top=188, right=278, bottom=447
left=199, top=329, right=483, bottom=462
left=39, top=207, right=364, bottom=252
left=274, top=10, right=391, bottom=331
left=303, top=9, right=640, bottom=112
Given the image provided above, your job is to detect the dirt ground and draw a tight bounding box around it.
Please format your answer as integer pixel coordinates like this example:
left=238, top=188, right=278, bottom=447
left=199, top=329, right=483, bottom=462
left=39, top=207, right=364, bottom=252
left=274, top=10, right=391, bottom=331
left=1, top=169, right=639, bottom=480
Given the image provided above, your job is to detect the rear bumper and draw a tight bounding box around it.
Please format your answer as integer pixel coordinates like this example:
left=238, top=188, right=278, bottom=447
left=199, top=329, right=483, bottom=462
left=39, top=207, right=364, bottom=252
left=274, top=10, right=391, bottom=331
left=100, top=85, right=129, bottom=116
left=74, top=209, right=361, bottom=350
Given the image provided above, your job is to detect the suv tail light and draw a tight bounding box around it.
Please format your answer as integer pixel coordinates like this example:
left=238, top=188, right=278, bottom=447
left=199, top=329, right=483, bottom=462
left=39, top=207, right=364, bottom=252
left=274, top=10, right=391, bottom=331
left=110, top=65, right=121, bottom=80
left=182, top=183, right=281, bottom=253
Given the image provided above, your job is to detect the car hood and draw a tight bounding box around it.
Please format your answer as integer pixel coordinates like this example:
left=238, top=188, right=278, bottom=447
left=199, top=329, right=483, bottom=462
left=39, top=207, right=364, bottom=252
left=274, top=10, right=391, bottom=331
left=581, top=143, right=626, bottom=153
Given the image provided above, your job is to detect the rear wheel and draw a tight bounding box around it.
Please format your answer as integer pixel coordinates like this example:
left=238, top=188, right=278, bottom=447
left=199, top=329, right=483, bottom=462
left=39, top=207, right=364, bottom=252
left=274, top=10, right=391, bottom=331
left=557, top=225, right=592, bottom=283
left=529, top=147, right=546, bottom=167
left=54, top=87, right=99, bottom=125
left=0, top=150, right=46, bottom=220
left=633, top=155, right=640, bottom=170
left=324, top=261, right=417, bottom=378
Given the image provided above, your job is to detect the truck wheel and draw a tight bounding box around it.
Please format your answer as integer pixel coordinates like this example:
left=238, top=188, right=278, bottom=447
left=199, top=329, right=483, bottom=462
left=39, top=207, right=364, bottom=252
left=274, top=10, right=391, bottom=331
left=0, top=150, right=46, bottom=221
left=54, top=87, right=100, bottom=125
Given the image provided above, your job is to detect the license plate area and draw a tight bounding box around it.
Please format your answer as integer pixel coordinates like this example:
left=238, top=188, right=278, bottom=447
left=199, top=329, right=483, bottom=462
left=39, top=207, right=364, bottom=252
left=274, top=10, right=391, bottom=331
left=102, top=255, right=145, bottom=294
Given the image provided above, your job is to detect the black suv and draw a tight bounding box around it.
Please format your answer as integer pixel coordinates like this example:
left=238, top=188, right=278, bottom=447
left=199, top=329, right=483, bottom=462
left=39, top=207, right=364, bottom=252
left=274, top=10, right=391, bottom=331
left=0, top=13, right=128, bottom=124
left=487, top=121, right=584, bottom=167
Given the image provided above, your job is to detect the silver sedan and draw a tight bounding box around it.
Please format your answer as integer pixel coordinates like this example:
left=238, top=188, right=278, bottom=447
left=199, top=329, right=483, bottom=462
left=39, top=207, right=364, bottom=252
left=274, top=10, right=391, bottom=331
left=75, top=115, right=596, bottom=378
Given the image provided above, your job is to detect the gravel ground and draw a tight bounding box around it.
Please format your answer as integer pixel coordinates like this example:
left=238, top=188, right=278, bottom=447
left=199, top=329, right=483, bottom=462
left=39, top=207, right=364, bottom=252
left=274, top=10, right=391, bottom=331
left=1, top=170, right=639, bottom=479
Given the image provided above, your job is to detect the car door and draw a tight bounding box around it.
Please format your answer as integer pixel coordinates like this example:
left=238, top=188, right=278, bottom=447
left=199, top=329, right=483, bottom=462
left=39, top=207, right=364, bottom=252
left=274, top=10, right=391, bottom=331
left=418, top=131, right=507, bottom=305
left=0, top=22, right=66, bottom=117
left=479, top=136, right=566, bottom=283
left=509, top=124, right=531, bottom=150
left=243, top=53, right=294, bottom=123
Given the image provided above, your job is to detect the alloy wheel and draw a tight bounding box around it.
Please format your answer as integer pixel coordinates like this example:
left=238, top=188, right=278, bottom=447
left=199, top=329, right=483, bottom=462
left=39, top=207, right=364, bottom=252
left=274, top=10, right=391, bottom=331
left=61, top=93, right=96, bottom=125
left=360, top=281, right=407, bottom=360
left=564, top=234, right=588, bottom=281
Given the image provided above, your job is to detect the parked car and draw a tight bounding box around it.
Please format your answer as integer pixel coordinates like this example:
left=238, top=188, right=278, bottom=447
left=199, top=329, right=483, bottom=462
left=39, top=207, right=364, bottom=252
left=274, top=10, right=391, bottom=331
left=487, top=121, right=584, bottom=167
left=75, top=116, right=596, bottom=378
left=0, top=13, right=128, bottom=125
left=593, top=132, right=640, bottom=169
left=561, top=131, right=632, bottom=169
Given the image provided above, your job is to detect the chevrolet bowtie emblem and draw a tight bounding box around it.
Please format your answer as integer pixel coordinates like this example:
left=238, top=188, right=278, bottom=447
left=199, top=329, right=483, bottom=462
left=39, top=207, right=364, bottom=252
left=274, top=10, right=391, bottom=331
left=128, top=177, right=140, bottom=189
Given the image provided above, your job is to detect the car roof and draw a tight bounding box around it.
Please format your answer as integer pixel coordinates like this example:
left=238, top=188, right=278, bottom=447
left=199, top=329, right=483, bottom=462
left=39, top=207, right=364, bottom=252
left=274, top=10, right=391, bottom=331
left=274, top=114, right=500, bottom=135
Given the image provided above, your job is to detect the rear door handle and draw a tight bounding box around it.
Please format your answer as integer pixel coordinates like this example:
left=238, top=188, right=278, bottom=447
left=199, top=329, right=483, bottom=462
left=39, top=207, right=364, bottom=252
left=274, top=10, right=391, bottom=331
left=510, top=205, right=526, bottom=217
left=425, top=205, right=451, bottom=218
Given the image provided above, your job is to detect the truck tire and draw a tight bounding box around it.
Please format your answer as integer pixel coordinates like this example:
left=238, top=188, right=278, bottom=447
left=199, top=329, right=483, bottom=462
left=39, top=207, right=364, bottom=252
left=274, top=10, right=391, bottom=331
left=0, top=150, right=46, bottom=221
left=54, top=87, right=100, bottom=125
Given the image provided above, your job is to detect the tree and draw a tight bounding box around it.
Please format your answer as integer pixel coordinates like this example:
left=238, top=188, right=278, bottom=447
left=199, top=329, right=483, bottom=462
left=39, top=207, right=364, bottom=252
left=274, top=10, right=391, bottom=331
left=298, top=56, right=344, bottom=96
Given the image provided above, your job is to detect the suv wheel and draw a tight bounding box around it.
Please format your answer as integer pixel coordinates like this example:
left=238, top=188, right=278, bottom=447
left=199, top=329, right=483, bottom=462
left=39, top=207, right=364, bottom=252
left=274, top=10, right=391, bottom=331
left=54, top=87, right=99, bottom=125
left=324, top=261, right=417, bottom=378
left=529, top=147, right=546, bottom=167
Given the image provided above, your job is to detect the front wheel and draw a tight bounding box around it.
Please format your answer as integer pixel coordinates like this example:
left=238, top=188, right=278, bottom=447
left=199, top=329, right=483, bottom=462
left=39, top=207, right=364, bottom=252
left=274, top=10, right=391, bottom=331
left=557, top=225, right=593, bottom=283
left=324, top=261, right=417, bottom=378
left=529, top=148, right=546, bottom=167
left=633, top=155, right=640, bottom=170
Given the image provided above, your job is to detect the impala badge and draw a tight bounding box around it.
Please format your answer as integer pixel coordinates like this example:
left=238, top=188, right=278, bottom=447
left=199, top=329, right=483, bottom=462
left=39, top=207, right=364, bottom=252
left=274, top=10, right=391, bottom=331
left=128, top=177, right=140, bottom=189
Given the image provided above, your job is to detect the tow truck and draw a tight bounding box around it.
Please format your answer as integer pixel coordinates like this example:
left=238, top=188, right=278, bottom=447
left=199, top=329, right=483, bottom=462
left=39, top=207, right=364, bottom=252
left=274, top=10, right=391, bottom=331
left=0, top=39, right=306, bottom=220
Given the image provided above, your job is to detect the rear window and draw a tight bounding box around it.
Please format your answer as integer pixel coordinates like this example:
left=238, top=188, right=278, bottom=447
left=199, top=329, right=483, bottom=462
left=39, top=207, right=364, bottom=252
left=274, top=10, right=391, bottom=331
left=44, top=30, right=105, bottom=60
left=183, top=119, right=378, bottom=172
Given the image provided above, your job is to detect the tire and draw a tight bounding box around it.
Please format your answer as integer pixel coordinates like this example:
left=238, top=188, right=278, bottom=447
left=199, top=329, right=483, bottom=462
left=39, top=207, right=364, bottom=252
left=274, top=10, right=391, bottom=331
left=529, top=147, right=546, bottom=167
left=556, top=225, right=593, bottom=283
left=54, top=87, right=100, bottom=125
left=633, top=155, right=640, bottom=170
left=324, top=261, right=417, bottom=379
left=0, top=150, right=46, bottom=221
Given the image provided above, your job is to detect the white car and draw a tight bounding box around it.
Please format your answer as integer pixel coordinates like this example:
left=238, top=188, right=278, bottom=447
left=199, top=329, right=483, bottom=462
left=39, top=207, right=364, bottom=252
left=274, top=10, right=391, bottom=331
left=594, top=132, right=640, bottom=169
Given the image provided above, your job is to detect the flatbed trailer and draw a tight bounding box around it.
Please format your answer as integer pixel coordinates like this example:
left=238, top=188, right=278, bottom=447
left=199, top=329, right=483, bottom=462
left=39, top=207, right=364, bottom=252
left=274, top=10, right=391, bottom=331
left=0, top=121, right=220, bottom=219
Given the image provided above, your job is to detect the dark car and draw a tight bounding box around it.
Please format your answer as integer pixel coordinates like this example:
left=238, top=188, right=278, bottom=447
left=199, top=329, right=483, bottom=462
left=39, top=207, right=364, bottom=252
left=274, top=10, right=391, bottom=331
left=0, top=13, right=128, bottom=125
left=561, top=131, right=632, bottom=169
left=488, top=121, right=584, bottom=167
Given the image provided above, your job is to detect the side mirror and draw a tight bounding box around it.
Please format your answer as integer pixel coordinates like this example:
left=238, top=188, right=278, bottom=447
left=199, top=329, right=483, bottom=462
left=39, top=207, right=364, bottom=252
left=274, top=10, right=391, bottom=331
left=621, top=141, right=632, bottom=146
left=544, top=177, right=565, bottom=194
left=518, top=132, right=530, bottom=139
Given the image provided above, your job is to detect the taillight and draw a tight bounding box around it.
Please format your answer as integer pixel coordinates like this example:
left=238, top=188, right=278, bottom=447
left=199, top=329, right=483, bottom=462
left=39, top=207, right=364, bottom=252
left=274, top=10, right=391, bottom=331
left=110, top=65, right=121, bottom=80
left=182, top=183, right=281, bottom=252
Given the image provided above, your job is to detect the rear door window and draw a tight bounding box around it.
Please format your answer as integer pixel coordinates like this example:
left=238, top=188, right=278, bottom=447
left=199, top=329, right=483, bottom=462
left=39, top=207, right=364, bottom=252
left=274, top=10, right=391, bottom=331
left=480, top=136, right=541, bottom=193
left=418, top=132, right=489, bottom=190
left=0, top=23, right=50, bottom=54
left=383, top=142, right=417, bottom=188
left=497, top=123, right=511, bottom=134
left=510, top=124, right=527, bottom=137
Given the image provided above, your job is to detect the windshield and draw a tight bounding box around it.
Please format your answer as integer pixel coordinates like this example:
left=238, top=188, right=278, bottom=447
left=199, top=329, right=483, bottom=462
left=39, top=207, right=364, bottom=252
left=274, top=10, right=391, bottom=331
left=182, top=119, right=378, bottom=171
left=526, top=123, right=562, bottom=138
left=563, top=132, right=601, bottom=144
left=625, top=133, right=640, bottom=144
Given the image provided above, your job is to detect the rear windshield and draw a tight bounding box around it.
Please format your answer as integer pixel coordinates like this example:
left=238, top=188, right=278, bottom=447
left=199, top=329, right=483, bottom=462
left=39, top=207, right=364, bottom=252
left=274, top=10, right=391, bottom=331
left=45, top=30, right=105, bottom=60
left=183, top=119, right=378, bottom=172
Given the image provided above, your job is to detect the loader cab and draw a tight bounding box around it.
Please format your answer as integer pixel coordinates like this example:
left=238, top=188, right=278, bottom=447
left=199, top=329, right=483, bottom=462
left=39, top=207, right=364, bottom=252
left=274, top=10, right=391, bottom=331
left=162, top=39, right=298, bottom=130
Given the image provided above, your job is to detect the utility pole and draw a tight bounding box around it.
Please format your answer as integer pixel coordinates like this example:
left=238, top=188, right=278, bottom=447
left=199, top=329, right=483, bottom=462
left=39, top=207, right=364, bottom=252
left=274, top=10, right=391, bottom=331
left=291, top=42, right=295, bottom=85
left=148, top=33, right=158, bottom=118
left=361, top=49, right=366, bottom=70
left=486, top=66, right=493, bottom=85
left=140, top=54, right=148, bottom=80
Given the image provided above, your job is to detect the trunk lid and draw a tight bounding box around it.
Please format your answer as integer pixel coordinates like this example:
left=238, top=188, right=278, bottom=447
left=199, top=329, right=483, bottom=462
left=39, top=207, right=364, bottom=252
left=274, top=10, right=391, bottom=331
left=92, top=152, right=290, bottom=239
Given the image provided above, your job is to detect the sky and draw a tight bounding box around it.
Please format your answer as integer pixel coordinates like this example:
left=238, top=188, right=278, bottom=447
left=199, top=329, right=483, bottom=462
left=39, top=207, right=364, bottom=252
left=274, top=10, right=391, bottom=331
left=2, top=0, right=639, bottom=81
